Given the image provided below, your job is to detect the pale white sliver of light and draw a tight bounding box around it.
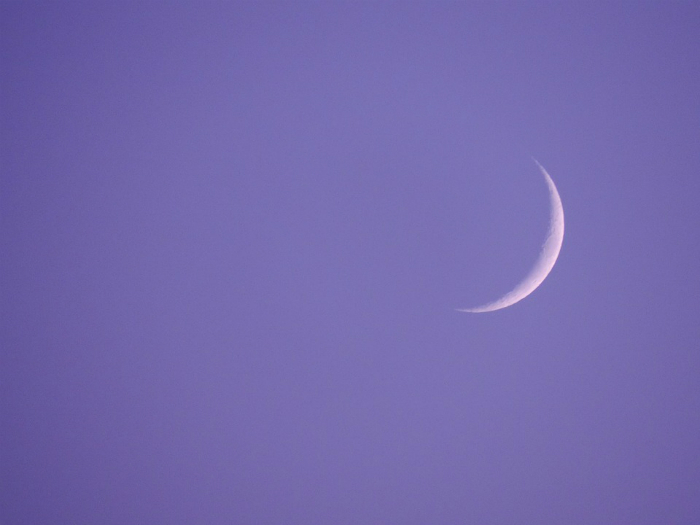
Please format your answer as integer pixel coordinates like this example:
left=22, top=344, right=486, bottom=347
left=458, top=161, right=565, bottom=313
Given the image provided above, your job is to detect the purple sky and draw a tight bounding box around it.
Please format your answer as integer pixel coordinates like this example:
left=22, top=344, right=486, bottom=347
left=2, top=2, right=700, bottom=523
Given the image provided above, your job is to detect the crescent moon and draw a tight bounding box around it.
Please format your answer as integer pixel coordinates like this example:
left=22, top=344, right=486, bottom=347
left=458, top=159, right=565, bottom=313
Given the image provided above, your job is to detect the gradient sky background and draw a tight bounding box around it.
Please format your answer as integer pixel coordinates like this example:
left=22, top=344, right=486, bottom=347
left=2, top=2, right=700, bottom=524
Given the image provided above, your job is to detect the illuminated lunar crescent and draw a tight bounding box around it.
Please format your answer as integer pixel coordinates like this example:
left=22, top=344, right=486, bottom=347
left=458, top=159, right=564, bottom=313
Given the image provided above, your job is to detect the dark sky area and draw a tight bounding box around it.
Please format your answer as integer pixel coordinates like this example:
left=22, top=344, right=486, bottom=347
left=2, top=2, right=700, bottom=523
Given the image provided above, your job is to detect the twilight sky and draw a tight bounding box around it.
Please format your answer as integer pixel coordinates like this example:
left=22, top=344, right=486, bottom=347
left=2, top=2, right=700, bottom=524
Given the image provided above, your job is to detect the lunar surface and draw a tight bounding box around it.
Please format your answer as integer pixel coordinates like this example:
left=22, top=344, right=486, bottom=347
left=459, top=160, right=564, bottom=313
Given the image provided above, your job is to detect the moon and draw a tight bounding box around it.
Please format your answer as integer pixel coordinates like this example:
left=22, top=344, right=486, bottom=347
left=458, top=159, right=565, bottom=313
